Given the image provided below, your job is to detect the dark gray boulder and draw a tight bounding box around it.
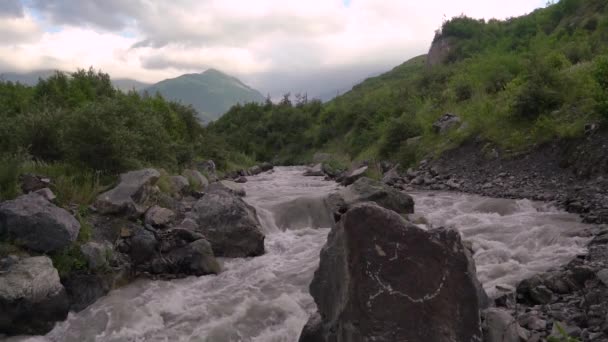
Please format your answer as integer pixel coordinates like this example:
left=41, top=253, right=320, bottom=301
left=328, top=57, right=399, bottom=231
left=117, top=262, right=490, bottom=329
left=62, top=273, right=112, bottom=312
left=0, top=193, right=80, bottom=253
left=128, top=227, right=158, bottom=265
left=303, top=203, right=482, bottom=342
left=94, top=168, right=160, bottom=216
left=19, top=174, right=51, bottom=193
left=190, top=190, right=264, bottom=257
left=340, top=165, right=368, bottom=186
left=0, top=256, right=69, bottom=335
left=326, top=177, right=414, bottom=219
left=152, top=238, right=220, bottom=276
left=248, top=165, right=262, bottom=175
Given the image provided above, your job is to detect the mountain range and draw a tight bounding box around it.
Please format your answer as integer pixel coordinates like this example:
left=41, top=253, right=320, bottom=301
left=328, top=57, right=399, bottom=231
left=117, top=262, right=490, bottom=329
left=143, top=69, right=266, bottom=122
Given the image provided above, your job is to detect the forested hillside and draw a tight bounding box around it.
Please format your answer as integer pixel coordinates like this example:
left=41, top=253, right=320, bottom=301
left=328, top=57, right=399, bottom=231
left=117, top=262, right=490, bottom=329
left=209, top=0, right=608, bottom=167
left=0, top=69, right=240, bottom=203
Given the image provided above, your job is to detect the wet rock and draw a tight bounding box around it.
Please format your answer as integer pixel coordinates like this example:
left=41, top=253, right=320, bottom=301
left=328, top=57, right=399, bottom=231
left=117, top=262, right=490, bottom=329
left=432, top=113, right=461, bottom=134
left=128, top=227, right=158, bottom=265
left=94, top=168, right=160, bottom=216
left=190, top=190, right=264, bottom=257
left=326, top=177, right=414, bottom=218
left=0, top=256, right=69, bottom=335
left=144, top=205, right=175, bottom=228
left=62, top=273, right=112, bottom=312
left=306, top=203, right=482, bottom=342
left=151, top=238, right=220, bottom=276
left=299, top=312, right=324, bottom=342
left=182, top=169, right=209, bottom=190
left=206, top=180, right=246, bottom=197
left=340, top=165, right=368, bottom=186
left=304, top=163, right=325, bottom=177
left=0, top=192, right=80, bottom=253
left=234, top=176, right=248, bottom=183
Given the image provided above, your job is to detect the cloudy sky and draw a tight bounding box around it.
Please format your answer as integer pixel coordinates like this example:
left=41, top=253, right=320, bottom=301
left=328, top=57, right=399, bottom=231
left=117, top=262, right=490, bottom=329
left=1, top=0, right=546, bottom=97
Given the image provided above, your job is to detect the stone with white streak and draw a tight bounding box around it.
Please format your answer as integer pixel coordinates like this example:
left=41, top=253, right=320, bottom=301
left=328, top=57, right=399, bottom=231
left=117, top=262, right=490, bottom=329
left=300, top=202, right=483, bottom=342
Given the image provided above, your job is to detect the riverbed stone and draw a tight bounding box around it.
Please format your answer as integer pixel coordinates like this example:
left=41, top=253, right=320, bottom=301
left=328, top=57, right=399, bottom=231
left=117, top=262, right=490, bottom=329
left=482, top=308, right=523, bottom=342
left=304, top=163, right=325, bottom=177
left=0, top=192, right=80, bottom=253
left=183, top=169, right=209, bottom=190
left=305, top=203, right=482, bottom=342
left=0, top=256, right=69, bottom=335
left=169, top=175, right=190, bottom=194
left=190, top=190, right=264, bottom=257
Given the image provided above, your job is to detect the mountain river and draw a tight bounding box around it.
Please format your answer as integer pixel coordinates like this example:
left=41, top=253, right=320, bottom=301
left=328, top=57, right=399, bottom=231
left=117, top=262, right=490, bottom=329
left=10, top=166, right=593, bottom=342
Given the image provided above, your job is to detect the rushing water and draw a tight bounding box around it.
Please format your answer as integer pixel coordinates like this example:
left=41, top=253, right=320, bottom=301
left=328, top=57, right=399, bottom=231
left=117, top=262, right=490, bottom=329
left=10, top=167, right=592, bottom=342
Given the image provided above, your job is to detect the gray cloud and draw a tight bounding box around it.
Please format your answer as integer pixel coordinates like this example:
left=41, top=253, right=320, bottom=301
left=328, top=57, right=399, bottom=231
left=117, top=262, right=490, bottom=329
left=0, top=0, right=23, bottom=17
left=29, top=0, right=143, bottom=30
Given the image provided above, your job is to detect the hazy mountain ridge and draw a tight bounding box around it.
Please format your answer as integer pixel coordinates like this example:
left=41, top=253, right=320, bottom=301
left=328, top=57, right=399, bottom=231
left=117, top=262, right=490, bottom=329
left=144, top=69, right=266, bottom=122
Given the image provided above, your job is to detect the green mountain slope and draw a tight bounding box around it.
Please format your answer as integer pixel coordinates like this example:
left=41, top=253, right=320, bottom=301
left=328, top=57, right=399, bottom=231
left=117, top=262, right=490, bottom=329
left=209, top=0, right=608, bottom=166
left=144, top=69, right=266, bottom=122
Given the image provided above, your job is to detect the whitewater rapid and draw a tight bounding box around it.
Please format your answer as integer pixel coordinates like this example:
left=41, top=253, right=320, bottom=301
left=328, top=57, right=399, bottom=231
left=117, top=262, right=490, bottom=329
left=9, top=167, right=593, bottom=341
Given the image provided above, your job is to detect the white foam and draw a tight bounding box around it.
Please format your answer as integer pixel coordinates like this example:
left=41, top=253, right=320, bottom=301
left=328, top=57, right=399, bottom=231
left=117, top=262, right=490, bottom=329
left=411, top=192, right=591, bottom=298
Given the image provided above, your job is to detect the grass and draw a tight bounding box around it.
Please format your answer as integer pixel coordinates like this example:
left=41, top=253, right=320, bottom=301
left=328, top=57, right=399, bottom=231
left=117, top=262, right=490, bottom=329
left=50, top=244, right=88, bottom=277
left=0, top=157, right=107, bottom=206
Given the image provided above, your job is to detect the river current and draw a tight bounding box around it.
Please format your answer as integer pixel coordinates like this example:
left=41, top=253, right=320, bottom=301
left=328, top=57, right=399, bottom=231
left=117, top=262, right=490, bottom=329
left=11, top=166, right=592, bottom=342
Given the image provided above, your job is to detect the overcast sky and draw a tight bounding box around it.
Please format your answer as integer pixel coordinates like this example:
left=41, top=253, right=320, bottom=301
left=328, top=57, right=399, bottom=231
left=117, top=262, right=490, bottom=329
left=1, top=0, right=546, bottom=97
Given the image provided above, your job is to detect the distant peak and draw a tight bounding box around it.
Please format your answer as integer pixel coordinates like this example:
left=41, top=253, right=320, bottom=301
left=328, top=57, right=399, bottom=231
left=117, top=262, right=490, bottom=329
left=202, top=68, right=224, bottom=76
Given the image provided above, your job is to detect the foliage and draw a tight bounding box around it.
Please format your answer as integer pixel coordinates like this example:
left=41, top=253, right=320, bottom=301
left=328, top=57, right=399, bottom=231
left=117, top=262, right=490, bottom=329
left=50, top=244, right=88, bottom=277
left=208, top=0, right=608, bottom=165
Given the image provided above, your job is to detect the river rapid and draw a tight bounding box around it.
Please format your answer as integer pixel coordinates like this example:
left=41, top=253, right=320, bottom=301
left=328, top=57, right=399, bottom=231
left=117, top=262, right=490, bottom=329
left=11, top=166, right=593, bottom=342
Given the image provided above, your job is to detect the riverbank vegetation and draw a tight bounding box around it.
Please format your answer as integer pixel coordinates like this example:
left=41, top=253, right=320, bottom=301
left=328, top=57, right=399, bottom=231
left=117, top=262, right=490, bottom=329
left=0, top=69, right=241, bottom=203
left=208, top=0, right=608, bottom=167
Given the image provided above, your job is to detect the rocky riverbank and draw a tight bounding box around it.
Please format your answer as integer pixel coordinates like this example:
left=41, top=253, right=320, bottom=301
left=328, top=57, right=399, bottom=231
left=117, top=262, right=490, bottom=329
left=0, top=161, right=274, bottom=336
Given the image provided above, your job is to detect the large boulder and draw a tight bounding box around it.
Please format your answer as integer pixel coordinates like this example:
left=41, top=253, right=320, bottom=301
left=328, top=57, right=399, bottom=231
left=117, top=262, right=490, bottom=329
left=432, top=113, right=461, bottom=134
left=303, top=203, right=482, bottom=342
left=0, top=193, right=80, bottom=253
left=190, top=190, right=264, bottom=257
left=340, top=165, right=368, bottom=186
left=206, top=180, right=246, bottom=197
left=0, top=256, right=69, bottom=335
left=326, top=177, right=414, bottom=219
left=94, top=168, right=160, bottom=216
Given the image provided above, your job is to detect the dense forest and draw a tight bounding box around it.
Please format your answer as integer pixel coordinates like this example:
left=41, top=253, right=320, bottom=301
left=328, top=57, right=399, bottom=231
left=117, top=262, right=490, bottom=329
left=209, top=0, right=608, bottom=168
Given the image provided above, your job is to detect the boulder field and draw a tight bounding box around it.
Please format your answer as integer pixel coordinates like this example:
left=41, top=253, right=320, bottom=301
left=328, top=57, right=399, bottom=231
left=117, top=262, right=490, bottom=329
left=0, top=161, right=273, bottom=336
